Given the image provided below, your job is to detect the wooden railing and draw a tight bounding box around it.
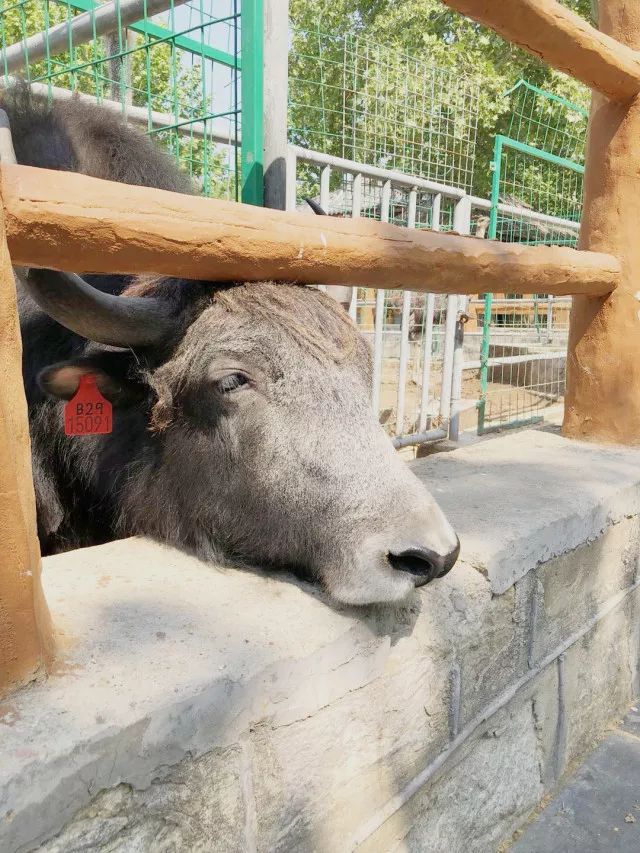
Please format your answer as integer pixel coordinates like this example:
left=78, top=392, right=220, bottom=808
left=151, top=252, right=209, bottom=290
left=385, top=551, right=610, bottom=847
left=1, top=164, right=619, bottom=297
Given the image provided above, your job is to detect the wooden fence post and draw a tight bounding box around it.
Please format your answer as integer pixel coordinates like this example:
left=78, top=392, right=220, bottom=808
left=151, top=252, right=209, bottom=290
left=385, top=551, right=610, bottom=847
left=564, top=0, right=640, bottom=443
left=0, top=185, right=53, bottom=696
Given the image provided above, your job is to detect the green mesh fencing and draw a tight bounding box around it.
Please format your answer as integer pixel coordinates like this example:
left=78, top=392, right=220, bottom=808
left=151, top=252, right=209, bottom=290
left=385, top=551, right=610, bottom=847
left=0, top=0, right=263, bottom=203
left=476, top=80, right=588, bottom=435
left=505, top=79, right=587, bottom=163
left=288, top=27, right=480, bottom=195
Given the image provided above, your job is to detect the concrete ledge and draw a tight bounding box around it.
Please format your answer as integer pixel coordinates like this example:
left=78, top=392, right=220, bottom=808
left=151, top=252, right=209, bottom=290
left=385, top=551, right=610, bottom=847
left=2, top=429, right=640, bottom=852
left=422, top=429, right=640, bottom=593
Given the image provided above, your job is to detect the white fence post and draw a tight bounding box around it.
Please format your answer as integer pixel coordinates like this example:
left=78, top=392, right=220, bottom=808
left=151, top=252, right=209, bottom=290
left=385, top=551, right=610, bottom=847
left=320, top=165, right=331, bottom=210
left=348, top=173, right=363, bottom=322
left=371, top=180, right=391, bottom=415
left=263, top=0, right=290, bottom=211
left=439, top=296, right=458, bottom=425
left=396, top=188, right=417, bottom=436
left=449, top=195, right=472, bottom=441
left=285, top=149, right=297, bottom=212
left=418, top=294, right=436, bottom=432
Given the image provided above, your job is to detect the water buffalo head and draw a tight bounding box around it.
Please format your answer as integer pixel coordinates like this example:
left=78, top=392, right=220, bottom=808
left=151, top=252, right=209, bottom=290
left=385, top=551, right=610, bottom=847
left=25, top=269, right=459, bottom=605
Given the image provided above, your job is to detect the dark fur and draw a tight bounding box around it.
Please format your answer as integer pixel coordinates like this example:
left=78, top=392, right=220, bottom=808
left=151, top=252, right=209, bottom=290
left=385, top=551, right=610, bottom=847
left=3, top=88, right=362, bottom=553
left=1, top=87, right=202, bottom=552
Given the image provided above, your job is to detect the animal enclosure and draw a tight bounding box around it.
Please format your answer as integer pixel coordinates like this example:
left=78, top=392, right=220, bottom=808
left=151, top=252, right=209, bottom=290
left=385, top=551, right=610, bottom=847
left=476, top=80, right=586, bottom=433
left=0, top=0, right=638, bottom=709
left=0, top=7, right=594, bottom=445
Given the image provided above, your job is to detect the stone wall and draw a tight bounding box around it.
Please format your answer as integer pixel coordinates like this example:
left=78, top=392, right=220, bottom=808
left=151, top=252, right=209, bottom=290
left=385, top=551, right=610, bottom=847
left=2, top=429, right=640, bottom=853
left=488, top=344, right=566, bottom=397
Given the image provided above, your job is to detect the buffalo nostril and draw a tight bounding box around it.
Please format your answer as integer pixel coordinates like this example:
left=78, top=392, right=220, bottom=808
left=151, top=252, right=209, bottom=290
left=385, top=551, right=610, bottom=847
left=388, top=548, right=442, bottom=587
left=388, top=537, right=460, bottom=587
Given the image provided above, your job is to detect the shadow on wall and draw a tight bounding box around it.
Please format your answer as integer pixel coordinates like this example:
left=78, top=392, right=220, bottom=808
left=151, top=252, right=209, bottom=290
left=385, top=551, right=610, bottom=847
left=29, top=430, right=640, bottom=852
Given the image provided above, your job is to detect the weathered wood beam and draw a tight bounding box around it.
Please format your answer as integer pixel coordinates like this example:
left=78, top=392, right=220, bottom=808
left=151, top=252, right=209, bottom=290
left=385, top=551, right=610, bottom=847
left=0, top=168, right=53, bottom=698
left=1, top=165, right=620, bottom=297
left=564, top=0, right=640, bottom=444
left=442, top=0, right=640, bottom=102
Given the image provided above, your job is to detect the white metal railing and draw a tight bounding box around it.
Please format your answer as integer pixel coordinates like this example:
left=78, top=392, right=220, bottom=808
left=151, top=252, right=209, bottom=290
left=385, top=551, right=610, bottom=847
left=1, top=0, right=189, bottom=76
left=289, top=145, right=473, bottom=446
left=288, top=144, right=578, bottom=446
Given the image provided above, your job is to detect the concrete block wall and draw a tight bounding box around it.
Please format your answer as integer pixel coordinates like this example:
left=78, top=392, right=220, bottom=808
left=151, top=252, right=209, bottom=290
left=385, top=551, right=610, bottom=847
left=487, top=344, right=566, bottom=397
left=2, top=429, right=640, bottom=852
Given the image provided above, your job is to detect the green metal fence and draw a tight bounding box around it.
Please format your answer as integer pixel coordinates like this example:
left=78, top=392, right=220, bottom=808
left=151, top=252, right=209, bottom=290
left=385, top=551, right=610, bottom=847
left=476, top=80, right=587, bottom=435
left=0, top=0, right=263, bottom=203
left=288, top=27, right=480, bottom=208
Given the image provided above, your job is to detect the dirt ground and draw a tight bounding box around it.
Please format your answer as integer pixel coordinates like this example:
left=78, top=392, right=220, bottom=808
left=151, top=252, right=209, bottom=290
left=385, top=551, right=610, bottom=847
left=379, top=364, right=564, bottom=438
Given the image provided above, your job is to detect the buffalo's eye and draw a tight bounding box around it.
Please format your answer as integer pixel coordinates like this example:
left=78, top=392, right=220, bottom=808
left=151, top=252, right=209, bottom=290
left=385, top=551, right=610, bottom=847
left=215, top=372, right=250, bottom=394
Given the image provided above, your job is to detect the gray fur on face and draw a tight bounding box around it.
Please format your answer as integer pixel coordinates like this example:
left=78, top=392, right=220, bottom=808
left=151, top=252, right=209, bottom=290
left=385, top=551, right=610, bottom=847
left=116, top=283, right=457, bottom=605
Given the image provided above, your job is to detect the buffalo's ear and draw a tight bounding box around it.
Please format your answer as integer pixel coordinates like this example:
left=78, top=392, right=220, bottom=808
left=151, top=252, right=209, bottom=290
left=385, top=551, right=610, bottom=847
left=38, top=352, right=148, bottom=406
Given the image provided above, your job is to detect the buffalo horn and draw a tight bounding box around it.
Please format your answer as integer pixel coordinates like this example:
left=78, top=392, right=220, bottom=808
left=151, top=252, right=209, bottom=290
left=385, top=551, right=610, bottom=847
left=23, top=268, right=176, bottom=348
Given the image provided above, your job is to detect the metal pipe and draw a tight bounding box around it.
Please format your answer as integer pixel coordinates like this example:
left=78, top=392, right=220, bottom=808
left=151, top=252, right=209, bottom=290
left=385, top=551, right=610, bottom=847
left=348, top=173, right=363, bottom=322
left=395, top=189, right=417, bottom=436
left=449, top=296, right=467, bottom=442
left=449, top=195, right=472, bottom=442
left=420, top=186, right=445, bottom=433
left=1, top=0, right=189, bottom=76
left=453, top=195, right=472, bottom=234
left=316, top=164, right=353, bottom=308
left=371, top=290, right=386, bottom=413
left=392, top=427, right=447, bottom=449
left=262, top=0, right=289, bottom=210
left=320, top=165, right=331, bottom=210
left=313, top=167, right=332, bottom=294
left=371, top=179, right=392, bottom=415
left=439, top=295, right=458, bottom=423
left=418, top=293, right=436, bottom=432
left=285, top=148, right=297, bottom=212
left=433, top=174, right=458, bottom=436
left=396, top=290, right=412, bottom=435
left=351, top=172, right=363, bottom=217
left=431, top=192, right=442, bottom=231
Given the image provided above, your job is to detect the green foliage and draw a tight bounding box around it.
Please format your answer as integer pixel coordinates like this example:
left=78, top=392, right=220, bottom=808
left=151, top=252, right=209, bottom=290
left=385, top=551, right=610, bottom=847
left=289, top=0, right=592, bottom=198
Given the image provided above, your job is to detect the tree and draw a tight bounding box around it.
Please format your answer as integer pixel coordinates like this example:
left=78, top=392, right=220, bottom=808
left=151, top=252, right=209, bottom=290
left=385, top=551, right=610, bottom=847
left=289, top=0, right=592, bottom=199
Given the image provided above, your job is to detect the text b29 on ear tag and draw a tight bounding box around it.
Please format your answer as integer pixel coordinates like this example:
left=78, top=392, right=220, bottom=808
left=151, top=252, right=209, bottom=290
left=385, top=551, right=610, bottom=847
left=64, top=374, right=112, bottom=436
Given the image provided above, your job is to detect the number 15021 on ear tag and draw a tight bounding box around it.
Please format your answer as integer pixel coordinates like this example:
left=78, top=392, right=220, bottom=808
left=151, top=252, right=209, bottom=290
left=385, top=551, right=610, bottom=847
left=64, top=374, right=112, bottom=436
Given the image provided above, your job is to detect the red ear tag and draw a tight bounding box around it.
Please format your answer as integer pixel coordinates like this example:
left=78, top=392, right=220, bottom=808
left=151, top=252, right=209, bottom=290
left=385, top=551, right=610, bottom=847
left=64, top=374, right=112, bottom=436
